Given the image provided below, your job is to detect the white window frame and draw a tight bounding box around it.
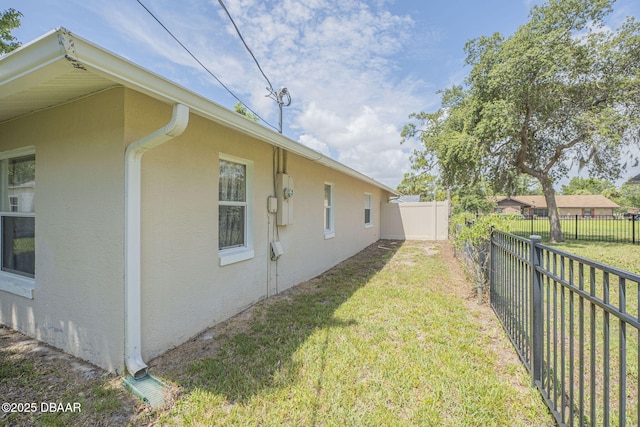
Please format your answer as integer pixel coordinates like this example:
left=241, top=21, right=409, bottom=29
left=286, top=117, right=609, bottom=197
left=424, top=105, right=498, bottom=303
left=0, top=146, right=36, bottom=299
left=218, top=153, right=254, bottom=266
left=324, top=182, right=335, bottom=239
left=364, top=193, right=373, bottom=228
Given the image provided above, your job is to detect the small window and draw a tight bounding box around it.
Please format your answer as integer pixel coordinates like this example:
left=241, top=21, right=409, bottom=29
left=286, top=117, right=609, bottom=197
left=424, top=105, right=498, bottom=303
left=324, top=183, right=334, bottom=239
left=364, top=193, right=372, bottom=227
left=0, top=152, right=35, bottom=278
left=218, top=154, right=254, bottom=265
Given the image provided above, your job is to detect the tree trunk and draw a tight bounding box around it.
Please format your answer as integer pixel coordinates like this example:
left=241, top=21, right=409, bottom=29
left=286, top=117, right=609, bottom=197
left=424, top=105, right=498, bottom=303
left=540, top=178, right=564, bottom=243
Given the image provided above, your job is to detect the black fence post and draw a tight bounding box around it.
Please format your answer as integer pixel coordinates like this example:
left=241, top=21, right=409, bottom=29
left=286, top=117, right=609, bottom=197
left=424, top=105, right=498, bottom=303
left=530, top=215, right=534, bottom=236
left=633, top=216, right=636, bottom=244
left=575, top=214, right=579, bottom=240
left=529, top=235, right=543, bottom=388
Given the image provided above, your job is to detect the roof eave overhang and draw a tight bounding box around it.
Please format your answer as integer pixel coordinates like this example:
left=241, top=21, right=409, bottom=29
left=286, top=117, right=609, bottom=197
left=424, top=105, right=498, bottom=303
left=1, top=28, right=398, bottom=195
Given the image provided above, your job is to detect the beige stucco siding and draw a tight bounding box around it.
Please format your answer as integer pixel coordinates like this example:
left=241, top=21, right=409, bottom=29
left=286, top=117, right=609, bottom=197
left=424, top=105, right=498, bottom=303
left=1, top=87, right=391, bottom=372
left=274, top=156, right=383, bottom=292
left=127, top=91, right=387, bottom=361
left=0, top=88, right=125, bottom=371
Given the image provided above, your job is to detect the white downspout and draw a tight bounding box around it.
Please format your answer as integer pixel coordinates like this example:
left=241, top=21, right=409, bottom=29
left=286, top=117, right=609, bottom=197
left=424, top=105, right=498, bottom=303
left=125, top=103, right=189, bottom=379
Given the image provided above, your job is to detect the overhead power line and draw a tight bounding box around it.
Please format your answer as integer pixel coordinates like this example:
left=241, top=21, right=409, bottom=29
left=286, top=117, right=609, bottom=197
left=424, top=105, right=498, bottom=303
left=217, top=0, right=274, bottom=92
left=216, top=0, right=291, bottom=133
left=134, top=0, right=279, bottom=132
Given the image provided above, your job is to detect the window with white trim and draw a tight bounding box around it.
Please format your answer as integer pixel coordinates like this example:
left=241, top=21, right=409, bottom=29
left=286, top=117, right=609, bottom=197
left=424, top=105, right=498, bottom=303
left=324, top=183, right=334, bottom=239
left=364, top=193, right=372, bottom=227
left=218, top=154, right=254, bottom=265
left=0, top=150, right=35, bottom=279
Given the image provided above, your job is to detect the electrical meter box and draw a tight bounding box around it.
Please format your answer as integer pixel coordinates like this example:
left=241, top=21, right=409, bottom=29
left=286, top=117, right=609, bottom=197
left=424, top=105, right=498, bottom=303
left=276, top=173, right=294, bottom=225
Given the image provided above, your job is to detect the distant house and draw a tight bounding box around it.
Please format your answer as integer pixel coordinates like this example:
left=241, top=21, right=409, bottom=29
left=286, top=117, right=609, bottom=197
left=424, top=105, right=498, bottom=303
left=490, top=196, right=532, bottom=215
left=625, top=173, right=640, bottom=185
left=491, top=195, right=620, bottom=217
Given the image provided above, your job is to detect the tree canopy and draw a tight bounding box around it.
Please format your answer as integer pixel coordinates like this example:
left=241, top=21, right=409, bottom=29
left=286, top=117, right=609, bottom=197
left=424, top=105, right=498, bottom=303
left=396, top=172, right=447, bottom=202
left=0, top=8, right=22, bottom=54
left=402, top=0, right=640, bottom=242
left=560, top=177, right=617, bottom=195
left=233, top=101, right=260, bottom=122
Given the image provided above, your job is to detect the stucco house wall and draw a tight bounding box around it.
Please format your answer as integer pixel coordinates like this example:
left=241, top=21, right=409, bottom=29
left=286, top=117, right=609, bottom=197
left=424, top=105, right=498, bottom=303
left=0, top=88, right=126, bottom=372
left=0, top=29, right=397, bottom=374
left=0, top=84, right=390, bottom=372
left=128, top=90, right=386, bottom=361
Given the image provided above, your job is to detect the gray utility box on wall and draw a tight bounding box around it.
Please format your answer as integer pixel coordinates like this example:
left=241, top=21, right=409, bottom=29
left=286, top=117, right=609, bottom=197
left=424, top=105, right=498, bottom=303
left=276, top=173, right=294, bottom=226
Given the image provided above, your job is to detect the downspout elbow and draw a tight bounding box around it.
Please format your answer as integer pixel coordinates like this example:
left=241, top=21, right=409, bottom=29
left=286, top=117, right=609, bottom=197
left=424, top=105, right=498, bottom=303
left=125, top=103, right=189, bottom=379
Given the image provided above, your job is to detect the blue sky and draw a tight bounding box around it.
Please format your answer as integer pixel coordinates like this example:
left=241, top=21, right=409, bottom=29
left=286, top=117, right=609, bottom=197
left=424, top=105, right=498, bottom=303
left=7, top=0, right=640, bottom=189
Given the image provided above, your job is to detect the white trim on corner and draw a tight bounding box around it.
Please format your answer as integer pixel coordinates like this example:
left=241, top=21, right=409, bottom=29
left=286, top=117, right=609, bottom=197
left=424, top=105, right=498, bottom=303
left=0, top=272, right=34, bottom=299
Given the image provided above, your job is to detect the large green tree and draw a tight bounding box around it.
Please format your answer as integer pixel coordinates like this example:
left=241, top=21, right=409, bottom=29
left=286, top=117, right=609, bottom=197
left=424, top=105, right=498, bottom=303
left=618, top=183, right=640, bottom=209
left=0, top=8, right=22, bottom=54
left=396, top=172, right=447, bottom=202
left=402, top=0, right=640, bottom=242
left=561, top=177, right=617, bottom=195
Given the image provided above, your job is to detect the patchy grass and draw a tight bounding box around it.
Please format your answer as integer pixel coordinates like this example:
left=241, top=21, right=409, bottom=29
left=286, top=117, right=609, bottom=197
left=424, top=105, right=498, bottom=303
left=1, top=240, right=553, bottom=426
left=150, top=241, right=552, bottom=426
left=0, top=329, right=139, bottom=427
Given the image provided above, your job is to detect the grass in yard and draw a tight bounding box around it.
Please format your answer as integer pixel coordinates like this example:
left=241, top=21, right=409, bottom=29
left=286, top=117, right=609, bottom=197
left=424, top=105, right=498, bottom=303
left=534, top=240, right=640, bottom=425
left=547, top=240, right=640, bottom=275
left=152, top=241, right=551, bottom=426
left=0, top=329, right=138, bottom=427
left=504, top=218, right=639, bottom=244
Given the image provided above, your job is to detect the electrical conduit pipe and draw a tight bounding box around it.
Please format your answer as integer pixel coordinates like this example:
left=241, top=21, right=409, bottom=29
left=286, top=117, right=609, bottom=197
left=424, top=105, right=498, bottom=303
left=124, top=103, right=189, bottom=379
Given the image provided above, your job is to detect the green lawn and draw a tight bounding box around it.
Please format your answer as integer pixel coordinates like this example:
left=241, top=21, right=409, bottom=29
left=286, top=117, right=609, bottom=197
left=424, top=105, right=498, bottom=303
left=547, top=240, right=640, bottom=275
left=505, top=218, right=639, bottom=245
left=150, top=241, right=551, bottom=426
left=535, top=240, right=639, bottom=425
left=1, top=240, right=553, bottom=426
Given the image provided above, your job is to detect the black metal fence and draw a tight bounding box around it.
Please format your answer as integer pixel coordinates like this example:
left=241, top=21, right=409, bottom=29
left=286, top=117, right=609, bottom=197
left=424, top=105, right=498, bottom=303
left=506, top=215, right=639, bottom=244
left=490, top=230, right=640, bottom=426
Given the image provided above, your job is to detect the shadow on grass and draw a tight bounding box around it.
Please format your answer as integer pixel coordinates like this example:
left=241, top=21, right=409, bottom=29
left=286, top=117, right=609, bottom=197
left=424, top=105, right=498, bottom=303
left=169, top=240, right=401, bottom=405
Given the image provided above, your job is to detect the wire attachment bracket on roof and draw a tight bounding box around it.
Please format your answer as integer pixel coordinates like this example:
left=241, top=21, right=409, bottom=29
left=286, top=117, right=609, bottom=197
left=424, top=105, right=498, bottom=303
left=57, top=27, right=87, bottom=70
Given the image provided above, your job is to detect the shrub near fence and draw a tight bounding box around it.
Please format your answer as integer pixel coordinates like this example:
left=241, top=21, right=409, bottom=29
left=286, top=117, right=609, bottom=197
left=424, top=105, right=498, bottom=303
left=491, top=230, right=640, bottom=426
left=505, top=215, right=639, bottom=244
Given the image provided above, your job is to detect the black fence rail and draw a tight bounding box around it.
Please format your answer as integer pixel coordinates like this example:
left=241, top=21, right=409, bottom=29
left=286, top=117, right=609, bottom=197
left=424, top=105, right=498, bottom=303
left=506, top=215, right=639, bottom=244
left=490, top=230, right=640, bottom=426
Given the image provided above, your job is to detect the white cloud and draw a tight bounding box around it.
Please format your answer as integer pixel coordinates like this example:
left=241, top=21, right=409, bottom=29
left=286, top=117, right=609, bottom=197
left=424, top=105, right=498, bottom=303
left=100, top=0, right=438, bottom=188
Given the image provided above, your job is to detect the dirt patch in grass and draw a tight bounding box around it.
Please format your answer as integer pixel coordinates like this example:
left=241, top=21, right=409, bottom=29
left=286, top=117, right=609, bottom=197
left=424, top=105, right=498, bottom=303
left=438, top=241, right=535, bottom=396
left=1, top=240, right=549, bottom=426
left=149, top=240, right=400, bottom=383
left=0, top=325, right=141, bottom=426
